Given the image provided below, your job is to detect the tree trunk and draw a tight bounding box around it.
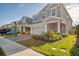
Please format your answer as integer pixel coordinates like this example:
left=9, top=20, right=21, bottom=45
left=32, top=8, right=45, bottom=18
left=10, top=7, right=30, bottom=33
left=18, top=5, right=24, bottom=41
left=75, top=35, right=79, bottom=47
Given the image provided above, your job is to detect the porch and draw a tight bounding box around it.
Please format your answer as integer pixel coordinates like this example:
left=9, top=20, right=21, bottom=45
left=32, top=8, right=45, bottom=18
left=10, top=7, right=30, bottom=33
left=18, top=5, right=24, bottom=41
left=20, top=25, right=31, bottom=35
left=45, top=22, right=66, bottom=33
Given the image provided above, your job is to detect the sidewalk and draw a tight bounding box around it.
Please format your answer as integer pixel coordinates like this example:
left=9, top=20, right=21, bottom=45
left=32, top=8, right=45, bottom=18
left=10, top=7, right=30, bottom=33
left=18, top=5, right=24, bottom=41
left=0, top=37, right=44, bottom=56
left=11, top=49, right=44, bottom=56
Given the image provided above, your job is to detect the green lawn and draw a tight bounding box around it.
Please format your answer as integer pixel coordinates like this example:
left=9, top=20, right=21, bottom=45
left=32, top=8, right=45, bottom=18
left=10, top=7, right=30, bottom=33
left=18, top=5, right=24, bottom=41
left=50, top=35, right=76, bottom=56
left=0, top=47, right=5, bottom=56
left=17, top=35, right=76, bottom=56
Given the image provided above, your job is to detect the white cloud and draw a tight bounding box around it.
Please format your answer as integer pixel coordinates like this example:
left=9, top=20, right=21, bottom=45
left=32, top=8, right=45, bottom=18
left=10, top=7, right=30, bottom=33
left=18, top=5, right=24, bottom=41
left=65, top=4, right=79, bottom=25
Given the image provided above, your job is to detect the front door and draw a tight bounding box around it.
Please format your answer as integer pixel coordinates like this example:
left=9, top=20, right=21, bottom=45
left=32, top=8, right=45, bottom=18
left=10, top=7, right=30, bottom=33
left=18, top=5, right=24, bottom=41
left=47, top=22, right=57, bottom=32
left=25, top=27, right=30, bottom=34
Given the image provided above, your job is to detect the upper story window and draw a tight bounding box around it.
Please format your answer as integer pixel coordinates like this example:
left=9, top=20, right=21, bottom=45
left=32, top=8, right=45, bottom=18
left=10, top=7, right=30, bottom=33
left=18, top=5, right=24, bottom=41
left=52, top=8, right=56, bottom=16
left=33, top=15, right=38, bottom=21
left=42, top=13, right=45, bottom=19
left=46, top=9, right=51, bottom=17
left=38, top=14, right=41, bottom=20
left=56, top=6, right=61, bottom=17
left=35, top=18, right=38, bottom=21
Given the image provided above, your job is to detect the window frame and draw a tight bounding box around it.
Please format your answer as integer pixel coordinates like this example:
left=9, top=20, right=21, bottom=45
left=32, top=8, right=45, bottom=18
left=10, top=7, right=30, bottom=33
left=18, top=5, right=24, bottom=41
left=51, top=8, right=56, bottom=16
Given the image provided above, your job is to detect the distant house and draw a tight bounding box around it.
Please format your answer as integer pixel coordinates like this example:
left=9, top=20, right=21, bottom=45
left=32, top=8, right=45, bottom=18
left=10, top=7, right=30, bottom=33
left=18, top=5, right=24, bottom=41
left=10, top=21, right=21, bottom=33
left=19, top=16, right=32, bottom=34
left=19, top=3, right=72, bottom=35
left=0, top=24, right=10, bottom=34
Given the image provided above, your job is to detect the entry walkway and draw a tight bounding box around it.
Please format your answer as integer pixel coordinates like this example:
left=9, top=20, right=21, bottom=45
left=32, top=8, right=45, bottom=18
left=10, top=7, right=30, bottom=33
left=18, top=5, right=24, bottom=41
left=0, top=37, right=44, bottom=56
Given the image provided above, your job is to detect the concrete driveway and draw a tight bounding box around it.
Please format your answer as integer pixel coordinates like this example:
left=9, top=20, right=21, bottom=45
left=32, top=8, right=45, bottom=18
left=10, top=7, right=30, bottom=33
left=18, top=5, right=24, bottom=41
left=0, top=36, right=44, bottom=56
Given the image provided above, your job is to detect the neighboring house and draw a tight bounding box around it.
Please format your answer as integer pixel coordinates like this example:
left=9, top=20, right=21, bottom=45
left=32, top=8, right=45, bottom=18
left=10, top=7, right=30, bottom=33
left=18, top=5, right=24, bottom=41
left=9, top=21, right=16, bottom=33
left=10, top=21, right=20, bottom=33
left=0, top=21, right=20, bottom=34
left=0, top=24, right=9, bottom=30
left=19, top=16, right=32, bottom=34
left=30, top=3, right=72, bottom=35
left=0, top=24, right=10, bottom=34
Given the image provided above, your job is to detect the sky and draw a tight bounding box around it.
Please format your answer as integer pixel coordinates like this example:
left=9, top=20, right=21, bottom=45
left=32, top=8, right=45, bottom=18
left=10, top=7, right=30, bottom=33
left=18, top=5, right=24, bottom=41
left=65, top=3, right=79, bottom=26
left=0, top=3, right=79, bottom=26
left=0, top=3, right=47, bottom=25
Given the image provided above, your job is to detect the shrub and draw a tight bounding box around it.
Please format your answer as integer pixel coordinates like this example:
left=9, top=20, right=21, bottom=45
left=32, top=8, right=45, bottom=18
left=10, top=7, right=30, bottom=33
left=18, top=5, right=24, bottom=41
left=70, top=47, right=79, bottom=56
left=42, top=31, right=61, bottom=41
left=32, top=31, right=63, bottom=41
left=32, top=35, right=44, bottom=40
left=21, top=32, right=26, bottom=35
left=49, top=32, right=60, bottom=40
left=42, top=32, right=50, bottom=41
left=61, top=33, right=68, bottom=38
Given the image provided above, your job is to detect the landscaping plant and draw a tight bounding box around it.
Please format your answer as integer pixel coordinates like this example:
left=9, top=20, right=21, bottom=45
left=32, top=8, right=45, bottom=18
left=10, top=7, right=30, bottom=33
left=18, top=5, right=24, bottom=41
left=61, top=33, right=68, bottom=38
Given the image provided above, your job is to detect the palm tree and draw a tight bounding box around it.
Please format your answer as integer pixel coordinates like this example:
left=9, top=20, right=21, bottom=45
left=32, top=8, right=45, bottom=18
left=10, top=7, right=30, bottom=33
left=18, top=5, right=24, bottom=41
left=75, top=24, right=79, bottom=47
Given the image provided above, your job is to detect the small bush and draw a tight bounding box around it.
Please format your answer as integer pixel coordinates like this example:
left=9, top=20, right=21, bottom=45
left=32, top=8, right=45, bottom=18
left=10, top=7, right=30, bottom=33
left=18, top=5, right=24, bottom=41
left=42, top=31, right=61, bottom=41
left=70, top=47, right=79, bottom=56
left=32, top=35, right=44, bottom=40
left=32, top=31, right=64, bottom=41
left=48, top=31, right=62, bottom=40
left=42, top=32, right=50, bottom=41
left=49, top=32, right=60, bottom=40
left=61, top=33, right=68, bottom=38
left=21, top=32, right=26, bottom=35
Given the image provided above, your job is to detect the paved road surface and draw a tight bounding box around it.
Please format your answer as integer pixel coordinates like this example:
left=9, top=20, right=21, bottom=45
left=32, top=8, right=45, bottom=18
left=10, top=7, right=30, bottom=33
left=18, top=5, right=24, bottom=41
left=0, top=36, right=44, bottom=56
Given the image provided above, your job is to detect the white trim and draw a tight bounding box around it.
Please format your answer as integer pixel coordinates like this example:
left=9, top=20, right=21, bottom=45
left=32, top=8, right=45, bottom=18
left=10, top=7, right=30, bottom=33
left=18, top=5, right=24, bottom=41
left=43, top=16, right=62, bottom=22
left=45, top=20, right=59, bottom=24
left=45, top=20, right=60, bottom=33
left=51, top=8, right=52, bottom=16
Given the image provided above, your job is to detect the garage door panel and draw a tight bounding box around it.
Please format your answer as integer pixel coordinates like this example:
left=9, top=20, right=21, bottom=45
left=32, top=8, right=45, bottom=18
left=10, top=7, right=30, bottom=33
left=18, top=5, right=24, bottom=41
left=32, top=27, right=45, bottom=35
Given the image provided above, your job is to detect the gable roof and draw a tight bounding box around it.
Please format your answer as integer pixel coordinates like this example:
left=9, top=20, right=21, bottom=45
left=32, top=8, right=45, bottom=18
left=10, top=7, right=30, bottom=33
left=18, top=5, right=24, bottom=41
left=61, top=4, right=73, bottom=22
left=19, top=16, right=33, bottom=24
left=34, top=3, right=72, bottom=23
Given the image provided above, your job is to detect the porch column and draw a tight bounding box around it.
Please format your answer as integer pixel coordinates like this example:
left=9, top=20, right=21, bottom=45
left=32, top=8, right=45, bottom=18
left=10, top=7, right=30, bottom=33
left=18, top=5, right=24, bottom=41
left=57, top=22, right=61, bottom=33
left=20, top=25, right=23, bottom=34
left=45, top=23, right=47, bottom=32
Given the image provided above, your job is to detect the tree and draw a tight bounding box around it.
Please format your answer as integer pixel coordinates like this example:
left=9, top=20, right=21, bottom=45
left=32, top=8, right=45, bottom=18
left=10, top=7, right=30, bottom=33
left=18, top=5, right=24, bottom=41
left=75, top=24, right=79, bottom=47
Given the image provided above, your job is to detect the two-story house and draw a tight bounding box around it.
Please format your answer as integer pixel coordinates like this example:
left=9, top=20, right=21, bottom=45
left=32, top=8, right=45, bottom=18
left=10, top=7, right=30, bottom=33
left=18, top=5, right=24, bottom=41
left=30, top=3, right=72, bottom=35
